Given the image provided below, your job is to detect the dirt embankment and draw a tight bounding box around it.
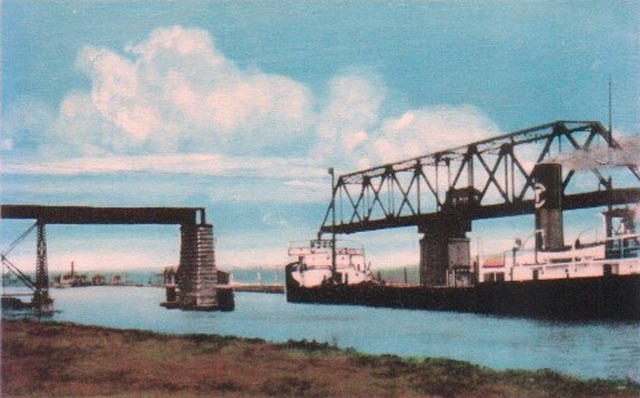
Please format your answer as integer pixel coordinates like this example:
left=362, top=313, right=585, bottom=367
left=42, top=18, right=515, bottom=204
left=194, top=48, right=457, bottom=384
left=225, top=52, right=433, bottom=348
left=2, top=319, right=638, bottom=397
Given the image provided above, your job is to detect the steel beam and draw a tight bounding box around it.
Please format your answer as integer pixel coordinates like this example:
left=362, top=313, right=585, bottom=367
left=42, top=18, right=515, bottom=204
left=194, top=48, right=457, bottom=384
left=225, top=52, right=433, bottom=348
left=0, top=205, right=204, bottom=225
left=320, top=187, right=640, bottom=234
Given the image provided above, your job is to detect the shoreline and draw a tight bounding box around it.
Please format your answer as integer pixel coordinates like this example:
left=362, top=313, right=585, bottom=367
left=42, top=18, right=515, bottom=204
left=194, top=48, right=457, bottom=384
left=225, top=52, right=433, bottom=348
left=2, top=319, right=639, bottom=397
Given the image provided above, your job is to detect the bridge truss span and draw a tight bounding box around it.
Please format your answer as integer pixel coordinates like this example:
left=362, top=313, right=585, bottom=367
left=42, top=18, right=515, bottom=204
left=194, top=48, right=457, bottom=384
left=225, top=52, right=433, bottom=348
left=321, top=120, right=640, bottom=235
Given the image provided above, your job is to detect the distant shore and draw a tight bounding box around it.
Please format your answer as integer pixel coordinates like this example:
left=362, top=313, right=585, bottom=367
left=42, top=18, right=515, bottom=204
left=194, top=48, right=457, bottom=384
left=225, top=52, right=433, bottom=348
left=2, top=319, right=638, bottom=397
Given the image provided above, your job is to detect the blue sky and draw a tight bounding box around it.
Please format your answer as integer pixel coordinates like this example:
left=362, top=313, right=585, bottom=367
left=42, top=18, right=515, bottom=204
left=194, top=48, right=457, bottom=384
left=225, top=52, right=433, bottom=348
left=2, top=1, right=639, bottom=272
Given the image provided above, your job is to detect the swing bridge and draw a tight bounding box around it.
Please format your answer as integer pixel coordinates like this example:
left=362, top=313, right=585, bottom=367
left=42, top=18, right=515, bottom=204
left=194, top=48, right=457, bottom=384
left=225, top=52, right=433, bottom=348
left=318, top=120, right=640, bottom=285
left=1, top=120, right=639, bottom=308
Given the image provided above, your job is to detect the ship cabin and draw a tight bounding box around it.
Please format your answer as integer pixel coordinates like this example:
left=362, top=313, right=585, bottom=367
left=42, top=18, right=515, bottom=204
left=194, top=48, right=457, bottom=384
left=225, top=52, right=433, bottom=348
left=480, top=208, right=639, bottom=284
left=287, top=239, right=367, bottom=272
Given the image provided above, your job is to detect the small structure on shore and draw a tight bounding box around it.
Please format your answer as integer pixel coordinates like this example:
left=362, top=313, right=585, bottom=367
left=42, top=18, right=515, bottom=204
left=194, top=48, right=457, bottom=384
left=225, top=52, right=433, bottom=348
left=52, top=262, right=90, bottom=288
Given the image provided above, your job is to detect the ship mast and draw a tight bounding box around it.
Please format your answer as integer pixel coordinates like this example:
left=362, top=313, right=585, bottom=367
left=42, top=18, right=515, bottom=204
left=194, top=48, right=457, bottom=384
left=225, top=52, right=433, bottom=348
left=608, top=75, right=612, bottom=138
left=328, top=167, right=337, bottom=281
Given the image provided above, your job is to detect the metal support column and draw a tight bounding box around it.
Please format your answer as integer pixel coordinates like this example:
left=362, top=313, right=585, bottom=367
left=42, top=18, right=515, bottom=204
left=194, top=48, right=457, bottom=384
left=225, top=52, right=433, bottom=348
left=33, top=221, right=53, bottom=313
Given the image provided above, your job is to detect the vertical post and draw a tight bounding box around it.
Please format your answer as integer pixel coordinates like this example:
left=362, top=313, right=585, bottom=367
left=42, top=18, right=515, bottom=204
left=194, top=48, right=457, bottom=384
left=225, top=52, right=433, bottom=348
left=328, top=167, right=337, bottom=280
left=608, top=76, right=612, bottom=137
left=435, top=158, right=440, bottom=210
left=467, top=150, right=474, bottom=189
left=33, top=220, right=53, bottom=313
left=504, top=151, right=509, bottom=201
left=510, top=148, right=515, bottom=202
left=199, top=208, right=206, bottom=224
left=416, top=163, right=421, bottom=214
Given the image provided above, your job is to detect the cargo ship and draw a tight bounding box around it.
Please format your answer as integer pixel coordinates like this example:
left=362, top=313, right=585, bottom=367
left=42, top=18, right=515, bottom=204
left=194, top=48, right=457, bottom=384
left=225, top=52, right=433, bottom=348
left=285, top=164, right=640, bottom=320
left=287, top=239, right=378, bottom=288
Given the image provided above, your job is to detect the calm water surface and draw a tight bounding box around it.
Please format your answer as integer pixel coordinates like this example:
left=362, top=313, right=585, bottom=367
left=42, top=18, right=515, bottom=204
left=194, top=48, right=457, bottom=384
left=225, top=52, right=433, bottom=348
left=9, top=286, right=640, bottom=381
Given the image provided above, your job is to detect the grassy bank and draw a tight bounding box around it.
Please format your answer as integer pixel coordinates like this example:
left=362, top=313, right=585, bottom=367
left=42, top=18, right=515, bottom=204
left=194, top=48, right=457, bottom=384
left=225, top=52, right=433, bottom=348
left=2, top=319, right=638, bottom=397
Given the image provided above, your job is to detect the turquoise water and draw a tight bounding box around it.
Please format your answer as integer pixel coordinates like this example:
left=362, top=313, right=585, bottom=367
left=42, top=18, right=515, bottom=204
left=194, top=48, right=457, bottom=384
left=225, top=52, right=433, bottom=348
left=6, top=286, right=640, bottom=382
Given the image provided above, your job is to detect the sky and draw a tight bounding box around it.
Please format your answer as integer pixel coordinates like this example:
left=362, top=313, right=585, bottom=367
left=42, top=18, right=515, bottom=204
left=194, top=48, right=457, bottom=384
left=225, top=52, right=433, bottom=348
left=1, top=1, right=639, bottom=273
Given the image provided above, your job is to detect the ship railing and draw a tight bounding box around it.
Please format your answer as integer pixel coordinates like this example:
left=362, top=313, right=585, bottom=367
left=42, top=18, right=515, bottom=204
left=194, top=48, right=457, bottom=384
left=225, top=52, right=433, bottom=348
left=298, top=264, right=333, bottom=271
left=509, top=249, right=596, bottom=267
left=507, top=233, right=640, bottom=266
left=288, top=240, right=365, bottom=256
left=289, top=239, right=364, bottom=249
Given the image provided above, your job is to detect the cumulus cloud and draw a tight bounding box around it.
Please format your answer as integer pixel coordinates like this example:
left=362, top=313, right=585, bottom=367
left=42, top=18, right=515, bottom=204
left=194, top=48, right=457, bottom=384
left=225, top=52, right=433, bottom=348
left=369, top=104, right=501, bottom=165
left=6, top=25, right=503, bottom=186
left=58, top=26, right=314, bottom=156
left=313, top=72, right=385, bottom=165
left=310, top=72, right=501, bottom=171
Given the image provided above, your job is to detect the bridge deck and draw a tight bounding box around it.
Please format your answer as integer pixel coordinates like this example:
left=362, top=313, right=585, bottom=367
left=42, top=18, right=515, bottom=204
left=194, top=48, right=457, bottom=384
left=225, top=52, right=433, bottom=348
left=321, top=188, right=640, bottom=234
left=0, top=205, right=205, bottom=225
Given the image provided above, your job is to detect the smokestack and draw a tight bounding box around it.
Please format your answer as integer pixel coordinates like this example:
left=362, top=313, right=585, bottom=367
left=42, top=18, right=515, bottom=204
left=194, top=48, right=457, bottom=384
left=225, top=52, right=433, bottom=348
left=533, top=163, right=564, bottom=251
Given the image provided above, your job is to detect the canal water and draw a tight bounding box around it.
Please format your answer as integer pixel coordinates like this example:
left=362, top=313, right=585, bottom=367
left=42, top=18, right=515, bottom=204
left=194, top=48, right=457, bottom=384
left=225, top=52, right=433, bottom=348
left=6, top=286, right=640, bottom=382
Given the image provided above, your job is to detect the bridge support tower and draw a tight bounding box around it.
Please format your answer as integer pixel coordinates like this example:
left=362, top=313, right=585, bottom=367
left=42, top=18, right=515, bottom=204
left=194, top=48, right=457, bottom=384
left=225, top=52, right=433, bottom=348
left=533, top=163, right=565, bottom=251
left=33, top=221, right=53, bottom=313
left=419, top=217, right=472, bottom=286
left=177, top=223, right=219, bottom=309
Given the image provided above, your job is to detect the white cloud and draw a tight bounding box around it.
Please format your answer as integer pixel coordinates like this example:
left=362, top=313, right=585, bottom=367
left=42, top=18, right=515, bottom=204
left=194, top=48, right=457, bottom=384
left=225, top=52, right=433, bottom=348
left=5, top=26, right=505, bottom=182
left=59, top=26, right=314, bottom=156
left=313, top=72, right=386, bottom=168
left=282, top=179, right=327, bottom=190
left=308, top=73, right=501, bottom=171
left=4, top=152, right=325, bottom=179
left=369, top=104, right=501, bottom=165
left=4, top=26, right=508, bottom=210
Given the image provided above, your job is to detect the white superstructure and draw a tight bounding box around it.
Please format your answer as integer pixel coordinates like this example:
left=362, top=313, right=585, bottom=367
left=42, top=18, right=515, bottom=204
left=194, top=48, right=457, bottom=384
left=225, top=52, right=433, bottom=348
left=481, top=228, right=640, bottom=283
left=287, top=239, right=376, bottom=288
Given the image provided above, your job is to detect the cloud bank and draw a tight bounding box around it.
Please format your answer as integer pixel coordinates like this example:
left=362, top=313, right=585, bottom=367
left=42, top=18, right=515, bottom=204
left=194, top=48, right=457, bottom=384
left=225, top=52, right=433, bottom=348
left=4, top=25, right=501, bottom=183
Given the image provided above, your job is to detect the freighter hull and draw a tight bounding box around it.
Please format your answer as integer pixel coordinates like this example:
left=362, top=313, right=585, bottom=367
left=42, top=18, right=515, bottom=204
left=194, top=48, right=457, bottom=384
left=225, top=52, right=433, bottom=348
left=286, top=269, right=640, bottom=320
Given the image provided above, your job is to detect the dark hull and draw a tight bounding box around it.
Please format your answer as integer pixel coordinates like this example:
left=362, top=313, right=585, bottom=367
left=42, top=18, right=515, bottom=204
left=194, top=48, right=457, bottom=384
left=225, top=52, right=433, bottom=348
left=285, top=266, right=640, bottom=320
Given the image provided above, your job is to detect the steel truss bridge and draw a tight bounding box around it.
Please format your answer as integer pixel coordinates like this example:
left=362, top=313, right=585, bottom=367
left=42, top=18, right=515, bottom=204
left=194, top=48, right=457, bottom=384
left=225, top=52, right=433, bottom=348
left=1, top=206, right=207, bottom=312
left=320, top=120, right=640, bottom=235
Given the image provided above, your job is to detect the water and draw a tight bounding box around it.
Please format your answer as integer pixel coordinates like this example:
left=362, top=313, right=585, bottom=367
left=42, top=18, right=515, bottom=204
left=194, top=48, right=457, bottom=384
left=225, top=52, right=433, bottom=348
left=5, top=286, right=640, bottom=381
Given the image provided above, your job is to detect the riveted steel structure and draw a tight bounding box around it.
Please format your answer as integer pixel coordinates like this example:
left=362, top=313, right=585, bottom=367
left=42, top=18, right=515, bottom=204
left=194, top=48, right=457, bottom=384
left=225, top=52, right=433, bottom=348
left=319, top=121, right=640, bottom=286
left=32, top=221, right=54, bottom=312
left=1, top=205, right=230, bottom=311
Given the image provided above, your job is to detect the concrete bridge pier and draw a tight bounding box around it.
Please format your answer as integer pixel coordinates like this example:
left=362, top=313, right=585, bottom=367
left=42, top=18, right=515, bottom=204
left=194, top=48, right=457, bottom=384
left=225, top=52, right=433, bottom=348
left=176, top=223, right=219, bottom=309
left=419, top=217, right=471, bottom=286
